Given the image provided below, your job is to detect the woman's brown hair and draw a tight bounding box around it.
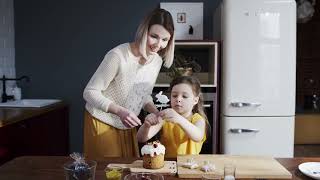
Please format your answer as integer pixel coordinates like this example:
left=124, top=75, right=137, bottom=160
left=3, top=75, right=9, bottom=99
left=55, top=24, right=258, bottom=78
left=135, top=8, right=175, bottom=68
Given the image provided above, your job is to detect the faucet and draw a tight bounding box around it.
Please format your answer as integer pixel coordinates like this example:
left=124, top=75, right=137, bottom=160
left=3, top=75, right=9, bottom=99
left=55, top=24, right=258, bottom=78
left=0, top=75, right=30, bottom=103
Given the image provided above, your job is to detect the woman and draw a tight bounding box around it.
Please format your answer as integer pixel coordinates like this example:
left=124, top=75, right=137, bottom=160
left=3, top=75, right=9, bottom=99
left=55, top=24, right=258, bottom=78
left=83, top=8, right=175, bottom=159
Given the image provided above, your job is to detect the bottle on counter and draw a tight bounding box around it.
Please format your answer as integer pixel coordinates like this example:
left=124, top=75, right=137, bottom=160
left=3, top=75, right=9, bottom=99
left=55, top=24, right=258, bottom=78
left=12, top=86, right=22, bottom=100
left=224, top=164, right=235, bottom=180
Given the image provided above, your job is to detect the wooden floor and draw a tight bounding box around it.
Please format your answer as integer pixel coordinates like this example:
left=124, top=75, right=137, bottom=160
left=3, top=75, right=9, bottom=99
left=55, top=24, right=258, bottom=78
left=294, top=144, right=320, bottom=157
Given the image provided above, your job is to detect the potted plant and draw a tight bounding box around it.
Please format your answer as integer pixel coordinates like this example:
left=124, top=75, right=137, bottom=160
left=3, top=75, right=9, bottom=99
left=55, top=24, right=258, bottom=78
left=166, top=52, right=201, bottom=79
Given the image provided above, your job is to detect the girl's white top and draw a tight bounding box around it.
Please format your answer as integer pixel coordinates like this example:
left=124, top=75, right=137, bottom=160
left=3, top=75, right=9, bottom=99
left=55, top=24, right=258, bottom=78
left=83, top=43, right=163, bottom=129
left=141, top=143, right=166, bottom=157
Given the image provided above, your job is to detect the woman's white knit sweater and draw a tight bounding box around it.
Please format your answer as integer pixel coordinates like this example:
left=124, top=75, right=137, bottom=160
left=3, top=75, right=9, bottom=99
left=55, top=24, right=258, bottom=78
left=83, top=43, right=162, bottom=129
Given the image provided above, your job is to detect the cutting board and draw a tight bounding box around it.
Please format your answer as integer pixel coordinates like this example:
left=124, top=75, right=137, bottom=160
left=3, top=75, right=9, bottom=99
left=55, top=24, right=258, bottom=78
left=107, top=160, right=177, bottom=175
left=177, top=155, right=292, bottom=179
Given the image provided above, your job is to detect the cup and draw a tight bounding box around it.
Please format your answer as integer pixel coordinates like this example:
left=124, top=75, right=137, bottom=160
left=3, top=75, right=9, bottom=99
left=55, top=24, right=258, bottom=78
left=105, top=166, right=123, bottom=180
left=224, top=164, right=235, bottom=180
left=202, top=174, right=221, bottom=180
left=63, top=160, right=97, bottom=180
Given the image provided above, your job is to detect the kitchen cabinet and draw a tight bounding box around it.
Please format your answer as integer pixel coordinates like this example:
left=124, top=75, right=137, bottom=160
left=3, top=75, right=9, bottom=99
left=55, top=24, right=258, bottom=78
left=153, top=40, right=220, bottom=154
left=0, top=102, right=69, bottom=164
left=295, top=113, right=320, bottom=144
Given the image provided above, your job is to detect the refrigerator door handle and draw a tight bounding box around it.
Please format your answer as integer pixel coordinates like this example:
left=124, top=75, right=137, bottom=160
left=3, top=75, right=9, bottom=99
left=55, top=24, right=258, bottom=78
left=229, top=128, right=260, bottom=133
left=230, top=102, right=261, bottom=107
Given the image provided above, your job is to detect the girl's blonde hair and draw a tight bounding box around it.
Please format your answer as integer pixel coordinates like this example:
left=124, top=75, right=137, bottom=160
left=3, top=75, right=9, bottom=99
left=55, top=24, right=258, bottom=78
left=135, top=8, right=175, bottom=68
left=169, top=76, right=211, bottom=136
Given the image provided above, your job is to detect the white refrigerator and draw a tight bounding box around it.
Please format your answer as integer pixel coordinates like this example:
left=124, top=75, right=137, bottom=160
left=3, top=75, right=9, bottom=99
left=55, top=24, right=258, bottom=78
left=220, top=0, right=296, bottom=157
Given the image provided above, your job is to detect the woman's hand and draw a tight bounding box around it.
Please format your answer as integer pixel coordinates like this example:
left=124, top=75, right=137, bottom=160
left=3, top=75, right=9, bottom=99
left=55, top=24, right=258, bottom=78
left=144, top=113, right=162, bottom=127
left=158, top=108, right=182, bottom=124
left=117, top=108, right=142, bottom=128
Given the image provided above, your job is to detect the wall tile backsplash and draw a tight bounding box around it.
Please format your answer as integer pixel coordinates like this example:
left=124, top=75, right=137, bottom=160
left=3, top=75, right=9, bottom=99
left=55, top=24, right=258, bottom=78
left=0, top=0, right=16, bottom=98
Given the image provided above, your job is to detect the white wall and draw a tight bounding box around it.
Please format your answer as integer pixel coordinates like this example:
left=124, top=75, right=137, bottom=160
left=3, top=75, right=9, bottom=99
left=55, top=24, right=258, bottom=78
left=0, top=0, right=16, bottom=97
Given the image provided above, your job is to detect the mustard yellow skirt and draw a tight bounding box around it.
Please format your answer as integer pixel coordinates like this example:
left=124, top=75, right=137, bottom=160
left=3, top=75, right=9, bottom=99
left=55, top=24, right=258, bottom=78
left=83, top=111, right=139, bottom=159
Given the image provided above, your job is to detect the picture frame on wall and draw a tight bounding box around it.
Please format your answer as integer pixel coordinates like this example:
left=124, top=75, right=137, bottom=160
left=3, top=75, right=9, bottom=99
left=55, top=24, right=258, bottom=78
left=160, top=2, right=203, bottom=40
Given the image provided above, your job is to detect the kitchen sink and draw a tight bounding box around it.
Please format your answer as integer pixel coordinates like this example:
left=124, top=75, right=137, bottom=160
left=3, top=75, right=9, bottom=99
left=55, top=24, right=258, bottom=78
left=0, top=99, right=61, bottom=108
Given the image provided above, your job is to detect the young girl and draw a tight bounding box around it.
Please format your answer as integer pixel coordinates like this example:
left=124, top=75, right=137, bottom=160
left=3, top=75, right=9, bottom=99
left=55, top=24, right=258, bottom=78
left=137, top=76, right=209, bottom=157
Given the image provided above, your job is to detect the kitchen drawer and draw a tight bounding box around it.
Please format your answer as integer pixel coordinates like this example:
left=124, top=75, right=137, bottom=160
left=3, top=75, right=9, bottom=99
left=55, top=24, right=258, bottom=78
left=221, top=116, right=294, bottom=157
left=295, top=114, right=320, bottom=144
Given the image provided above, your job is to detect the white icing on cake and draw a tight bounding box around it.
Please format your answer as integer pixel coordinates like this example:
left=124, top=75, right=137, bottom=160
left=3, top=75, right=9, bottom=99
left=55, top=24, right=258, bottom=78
left=141, top=142, right=165, bottom=157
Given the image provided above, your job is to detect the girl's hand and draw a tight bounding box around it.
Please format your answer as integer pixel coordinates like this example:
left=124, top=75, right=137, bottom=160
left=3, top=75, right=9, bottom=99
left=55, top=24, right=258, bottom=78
left=158, top=108, right=182, bottom=124
left=144, top=113, right=162, bottom=127
left=117, top=108, right=142, bottom=128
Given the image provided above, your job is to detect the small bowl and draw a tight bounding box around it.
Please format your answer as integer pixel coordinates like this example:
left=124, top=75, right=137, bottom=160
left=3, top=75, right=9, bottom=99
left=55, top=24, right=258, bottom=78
left=124, top=173, right=164, bottom=180
left=63, top=160, right=97, bottom=180
left=105, top=166, right=123, bottom=180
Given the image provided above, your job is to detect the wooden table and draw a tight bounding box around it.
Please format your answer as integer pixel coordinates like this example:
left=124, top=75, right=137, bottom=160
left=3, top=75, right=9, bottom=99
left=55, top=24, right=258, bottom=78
left=0, top=156, right=319, bottom=180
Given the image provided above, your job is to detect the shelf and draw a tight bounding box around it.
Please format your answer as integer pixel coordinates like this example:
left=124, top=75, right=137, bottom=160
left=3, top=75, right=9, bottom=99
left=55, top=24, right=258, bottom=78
left=155, top=40, right=219, bottom=101
left=155, top=103, right=212, bottom=108
left=156, top=72, right=216, bottom=87
left=175, top=40, right=218, bottom=46
left=154, top=83, right=216, bottom=88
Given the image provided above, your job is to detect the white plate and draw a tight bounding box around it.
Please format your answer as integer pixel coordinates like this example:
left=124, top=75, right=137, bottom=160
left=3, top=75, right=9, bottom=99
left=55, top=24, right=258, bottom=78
left=299, top=162, right=320, bottom=180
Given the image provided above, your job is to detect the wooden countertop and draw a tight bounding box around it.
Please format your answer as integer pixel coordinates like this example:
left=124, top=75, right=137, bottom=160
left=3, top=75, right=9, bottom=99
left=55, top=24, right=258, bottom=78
left=0, top=156, right=319, bottom=180
left=0, top=101, right=67, bottom=128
